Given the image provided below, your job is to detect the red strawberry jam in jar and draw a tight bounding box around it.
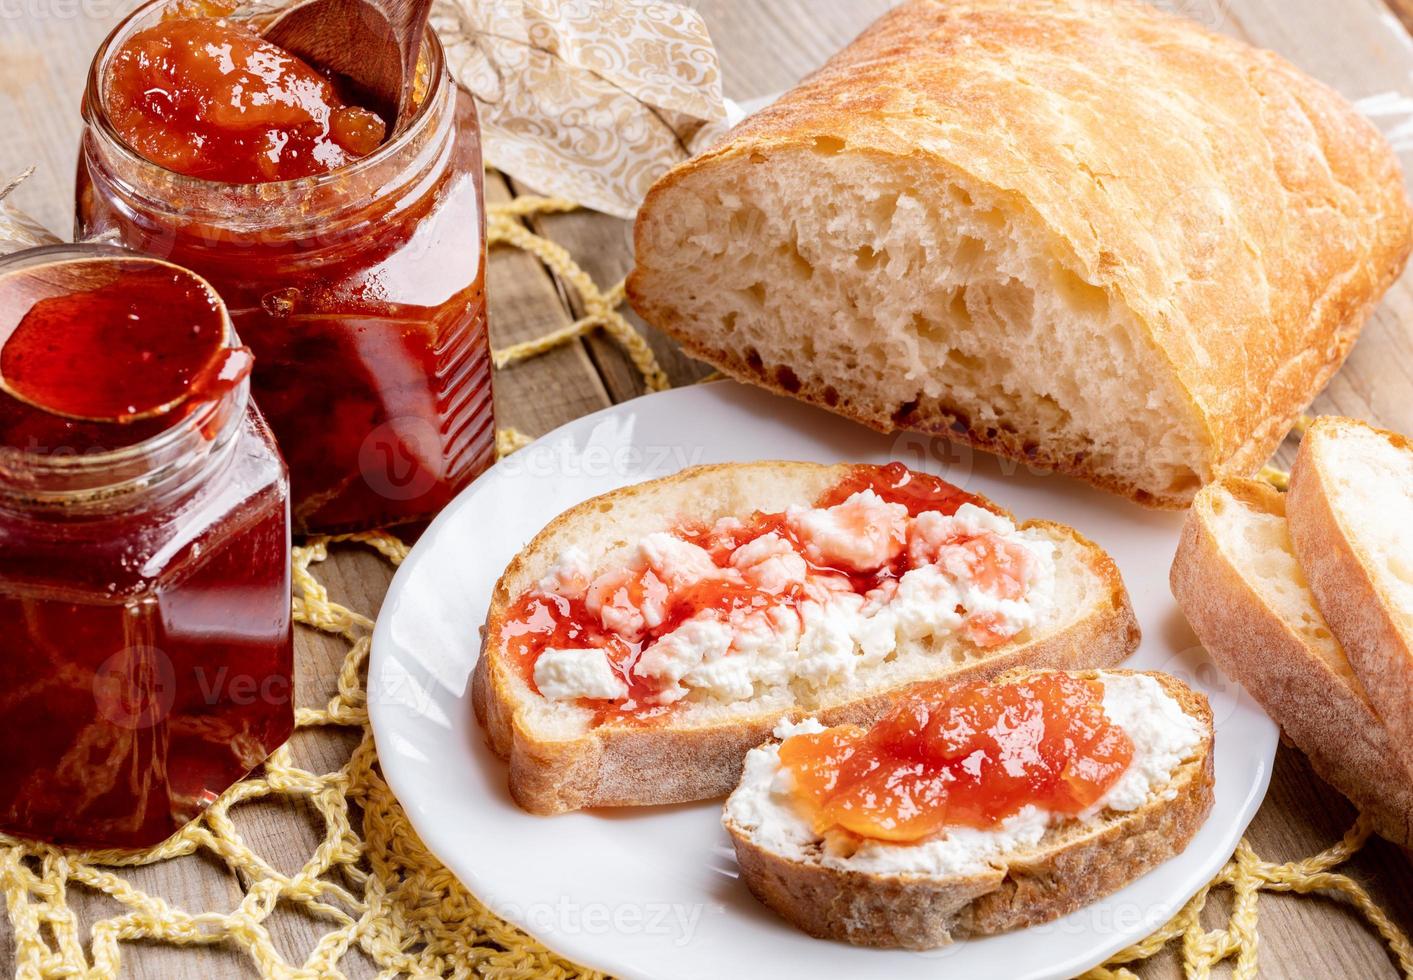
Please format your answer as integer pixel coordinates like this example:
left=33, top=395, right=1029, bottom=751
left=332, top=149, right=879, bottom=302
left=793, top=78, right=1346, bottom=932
left=77, top=0, right=495, bottom=532
left=0, top=246, right=292, bottom=849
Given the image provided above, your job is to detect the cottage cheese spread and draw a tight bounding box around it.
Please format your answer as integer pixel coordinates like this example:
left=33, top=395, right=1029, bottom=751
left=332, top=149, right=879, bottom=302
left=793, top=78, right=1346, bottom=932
left=723, top=673, right=1205, bottom=876
left=533, top=648, right=628, bottom=702
left=524, top=489, right=1061, bottom=706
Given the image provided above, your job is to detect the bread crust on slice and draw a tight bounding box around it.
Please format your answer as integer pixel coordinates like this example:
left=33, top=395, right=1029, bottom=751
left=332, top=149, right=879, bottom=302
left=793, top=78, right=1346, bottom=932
left=723, top=670, right=1214, bottom=949
left=473, top=462, right=1139, bottom=814
left=1171, top=478, right=1413, bottom=846
left=1287, top=417, right=1413, bottom=785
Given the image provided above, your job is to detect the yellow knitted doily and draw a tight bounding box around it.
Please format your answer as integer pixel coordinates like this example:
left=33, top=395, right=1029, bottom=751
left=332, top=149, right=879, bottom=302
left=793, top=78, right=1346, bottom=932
left=2, top=192, right=1410, bottom=980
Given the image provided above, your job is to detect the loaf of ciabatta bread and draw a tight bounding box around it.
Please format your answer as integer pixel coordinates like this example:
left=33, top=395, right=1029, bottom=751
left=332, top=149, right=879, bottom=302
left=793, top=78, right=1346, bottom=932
left=1172, top=478, right=1413, bottom=846
left=473, top=462, right=1139, bottom=814
left=723, top=669, right=1214, bottom=949
left=1287, top=417, right=1413, bottom=785
left=627, top=0, right=1413, bottom=508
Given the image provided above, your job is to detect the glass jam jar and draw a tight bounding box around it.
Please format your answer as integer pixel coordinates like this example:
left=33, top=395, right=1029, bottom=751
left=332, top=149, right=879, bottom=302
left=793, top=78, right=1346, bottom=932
left=0, top=246, right=293, bottom=850
left=76, top=1, right=495, bottom=533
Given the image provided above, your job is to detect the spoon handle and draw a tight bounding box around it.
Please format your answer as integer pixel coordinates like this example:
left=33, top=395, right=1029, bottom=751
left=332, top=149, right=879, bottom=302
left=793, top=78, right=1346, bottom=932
left=381, top=0, right=436, bottom=122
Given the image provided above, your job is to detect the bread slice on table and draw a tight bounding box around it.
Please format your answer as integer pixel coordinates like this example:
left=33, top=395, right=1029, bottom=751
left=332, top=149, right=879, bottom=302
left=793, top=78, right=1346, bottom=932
left=1172, top=478, right=1413, bottom=846
left=1287, top=417, right=1413, bottom=785
left=627, top=0, right=1412, bottom=509
left=722, top=669, right=1214, bottom=949
left=474, top=462, right=1139, bottom=814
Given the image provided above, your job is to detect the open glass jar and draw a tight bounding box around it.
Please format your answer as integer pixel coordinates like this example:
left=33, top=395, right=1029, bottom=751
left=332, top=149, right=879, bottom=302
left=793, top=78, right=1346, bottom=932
left=0, top=246, right=293, bottom=850
left=76, top=0, right=496, bottom=533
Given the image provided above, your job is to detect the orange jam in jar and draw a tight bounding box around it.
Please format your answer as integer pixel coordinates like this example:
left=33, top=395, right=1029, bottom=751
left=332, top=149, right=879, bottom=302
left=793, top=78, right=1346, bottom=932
left=0, top=248, right=292, bottom=849
left=102, top=15, right=386, bottom=183
left=78, top=0, right=494, bottom=532
left=778, top=674, right=1134, bottom=842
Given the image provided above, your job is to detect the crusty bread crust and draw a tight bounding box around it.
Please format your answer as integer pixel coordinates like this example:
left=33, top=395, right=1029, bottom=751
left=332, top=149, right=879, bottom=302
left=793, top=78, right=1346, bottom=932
left=1171, top=478, right=1413, bottom=846
left=473, top=462, right=1139, bottom=814
left=627, top=0, right=1413, bottom=508
left=1287, top=417, right=1413, bottom=785
left=723, top=670, right=1214, bottom=949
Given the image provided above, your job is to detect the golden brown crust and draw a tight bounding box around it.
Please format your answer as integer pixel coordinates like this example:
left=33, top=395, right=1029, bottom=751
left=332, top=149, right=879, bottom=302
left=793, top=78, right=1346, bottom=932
left=723, top=670, right=1215, bottom=948
left=627, top=0, right=1413, bottom=508
left=1171, top=478, right=1413, bottom=846
left=1287, top=417, right=1413, bottom=785
left=727, top=830, right=1001, bottom=950
left=472, top=462, right=1139, bottom=814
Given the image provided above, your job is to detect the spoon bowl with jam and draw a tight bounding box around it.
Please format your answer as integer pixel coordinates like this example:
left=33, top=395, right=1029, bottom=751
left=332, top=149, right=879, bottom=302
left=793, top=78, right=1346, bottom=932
left=0, top=246, right=252, bottom=436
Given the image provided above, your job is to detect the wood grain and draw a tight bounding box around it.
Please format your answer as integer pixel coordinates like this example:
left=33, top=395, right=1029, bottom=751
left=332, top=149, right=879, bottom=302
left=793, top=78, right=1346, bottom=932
left=0, top=0, right=1411, bottom=977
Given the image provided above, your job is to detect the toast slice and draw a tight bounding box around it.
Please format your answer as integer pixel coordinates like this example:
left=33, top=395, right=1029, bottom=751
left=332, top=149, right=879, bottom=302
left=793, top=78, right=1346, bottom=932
left=1286, top=417, right=1413, bottom=784
left=722, top=669, right=1213, bottom=949
left=474, top=462, right=1139, bottom=814
left=1171, top=479, right=1413, bottom=845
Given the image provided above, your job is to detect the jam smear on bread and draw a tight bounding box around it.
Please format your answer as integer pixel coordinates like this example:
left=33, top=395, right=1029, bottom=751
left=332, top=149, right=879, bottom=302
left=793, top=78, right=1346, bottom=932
left=501, top=464, right=1057, bottom=725
left=779, top=674, right=1134, bottom=842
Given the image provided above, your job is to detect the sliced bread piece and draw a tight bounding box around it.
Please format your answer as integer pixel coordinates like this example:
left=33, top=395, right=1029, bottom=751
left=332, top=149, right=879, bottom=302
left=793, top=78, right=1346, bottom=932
left=1172, top=478, right=1413, bottom=846
left=626, top=0, right=1412, bottom=508
left=1287, top=417, right=1413, bottom=784
left=474, top=462, right=1139, bottom=814
left=722, top=669, right=1214, bottom=949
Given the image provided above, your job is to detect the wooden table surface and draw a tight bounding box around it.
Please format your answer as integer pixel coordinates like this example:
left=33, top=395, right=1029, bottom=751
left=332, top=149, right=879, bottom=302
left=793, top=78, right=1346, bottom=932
left=4, top=0, right=1413, bottom=977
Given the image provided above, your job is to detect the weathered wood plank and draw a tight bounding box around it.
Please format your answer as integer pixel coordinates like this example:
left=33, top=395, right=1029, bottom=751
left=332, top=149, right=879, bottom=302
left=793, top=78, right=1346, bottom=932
left=481, top=173, right=616, bottom=436
left=62, top=853, right=256, bottom=980
left=701, top=0, right=900, bottom=100
left=502, top=188, right=711, bottom=397
left=1235, top=747, right=1413, bottom=979
left=0, top=8, right=98, bottom=237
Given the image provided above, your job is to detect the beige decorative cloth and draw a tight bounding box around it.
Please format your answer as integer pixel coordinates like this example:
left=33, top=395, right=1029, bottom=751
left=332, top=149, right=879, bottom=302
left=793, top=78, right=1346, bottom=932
left=435, top=0, right=728, bottom=217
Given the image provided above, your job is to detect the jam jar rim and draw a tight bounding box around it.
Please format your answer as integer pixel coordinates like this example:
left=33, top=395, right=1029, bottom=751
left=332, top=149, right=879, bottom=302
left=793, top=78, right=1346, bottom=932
left=0, top=244, right=250, bottom=514
left=81, top=0, right=449, bottom=199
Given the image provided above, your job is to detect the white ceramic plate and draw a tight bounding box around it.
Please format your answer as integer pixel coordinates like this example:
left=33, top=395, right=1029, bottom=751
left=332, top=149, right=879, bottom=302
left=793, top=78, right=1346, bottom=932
left=368, top=381, right=1277, bottom=980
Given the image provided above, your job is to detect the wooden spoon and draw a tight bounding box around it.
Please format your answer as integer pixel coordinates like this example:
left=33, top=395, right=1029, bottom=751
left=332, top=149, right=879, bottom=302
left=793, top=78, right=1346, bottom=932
left=261, top=0, right=436, bottom=133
